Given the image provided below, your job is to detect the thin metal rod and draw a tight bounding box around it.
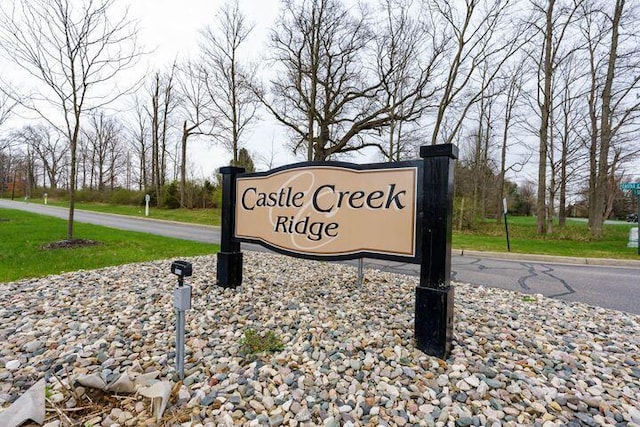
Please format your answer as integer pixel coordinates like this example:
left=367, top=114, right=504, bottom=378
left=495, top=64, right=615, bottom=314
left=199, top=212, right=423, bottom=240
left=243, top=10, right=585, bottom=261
left=504, top=213, right=511, bottom=252
left=637, top=194, right=640, bottom=256
left=357, top=258, right=364, bottom=287
left=176, top=309, right=185, bottom=379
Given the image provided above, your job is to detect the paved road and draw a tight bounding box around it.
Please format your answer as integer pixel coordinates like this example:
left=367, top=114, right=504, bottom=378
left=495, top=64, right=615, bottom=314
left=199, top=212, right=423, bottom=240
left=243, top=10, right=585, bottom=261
left=0, top=200, right=220, bottom=244
left=2, top=199, right=639, bottom=315
left=364, top=257, right=640, bottom=315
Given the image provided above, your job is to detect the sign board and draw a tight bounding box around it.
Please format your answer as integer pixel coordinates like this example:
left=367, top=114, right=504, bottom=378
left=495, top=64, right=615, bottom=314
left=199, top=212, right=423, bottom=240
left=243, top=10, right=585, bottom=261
left=620, top=182, right=640, bottom=190
left=234, top=162, right=420, bottom=261
left=628, top=227, right=638, bottom=249
left=216, top=144, right=459, bottom=359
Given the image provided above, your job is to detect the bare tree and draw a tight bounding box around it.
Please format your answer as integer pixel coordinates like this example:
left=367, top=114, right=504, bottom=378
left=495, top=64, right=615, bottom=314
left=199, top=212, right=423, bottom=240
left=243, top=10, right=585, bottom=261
left=175, top=61, right=214, bottom=206
left=128, top=97, right=150, bottom=191
left=147, top=65, right=177, bottom=205
left=0, top=151, right=15, bottom=198
left=160, top=66, right=176, bottom=190
left=150, top=73, right=162, bottom=198
left=550, top=53, right=589, bottom=227
left=527, top=0, right=584, bottom=235
left=200, top=0, right=258, bottom=165
left=7, top=143, right=39, bottom=198
left=582, top=0, right=640, bottom=237
left=428, top=0, right=529, bottom=147
left=495, top=58, right=528, bottom=223
left=0, top=0, right=141, bottom=240
left=11, top=125, right=68, bottom=190
left=0, top=93, right=16, bottom=131
left=83, top=112, right=125, bottom=190
left=261, top=0, right=439, bottom=161
left=469, top=65, right=500, bottom=220
left=377, top=0, right=442, bottom=161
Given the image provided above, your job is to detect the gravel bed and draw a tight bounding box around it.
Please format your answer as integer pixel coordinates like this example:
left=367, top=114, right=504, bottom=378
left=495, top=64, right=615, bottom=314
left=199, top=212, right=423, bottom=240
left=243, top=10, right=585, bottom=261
left=1, top=251, right=639, bottom=426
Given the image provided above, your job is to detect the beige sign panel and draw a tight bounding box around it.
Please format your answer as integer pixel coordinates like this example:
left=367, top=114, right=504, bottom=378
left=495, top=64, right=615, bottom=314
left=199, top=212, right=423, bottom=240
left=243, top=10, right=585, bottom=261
left=235, top=165, right=418, bottom=257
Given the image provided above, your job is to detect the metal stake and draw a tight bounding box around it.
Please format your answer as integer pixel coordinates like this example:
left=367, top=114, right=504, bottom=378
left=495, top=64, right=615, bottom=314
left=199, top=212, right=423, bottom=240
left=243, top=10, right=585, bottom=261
left=357, top=258, right=364, bottom=287
left=503, top=198, right=511, bottom=252
left=504, top=213, right=511, bottom=252
left=175, top=297, right=185, bottom=379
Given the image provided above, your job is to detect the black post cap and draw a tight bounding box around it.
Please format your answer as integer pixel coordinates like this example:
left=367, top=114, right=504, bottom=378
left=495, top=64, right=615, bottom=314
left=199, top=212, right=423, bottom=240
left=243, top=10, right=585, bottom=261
left=420, top=144, right=459, bottom=160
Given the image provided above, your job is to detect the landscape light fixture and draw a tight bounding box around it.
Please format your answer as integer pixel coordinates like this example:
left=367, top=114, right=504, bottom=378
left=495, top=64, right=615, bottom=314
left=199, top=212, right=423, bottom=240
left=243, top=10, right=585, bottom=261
left=170, top=260, right=193, bottom=379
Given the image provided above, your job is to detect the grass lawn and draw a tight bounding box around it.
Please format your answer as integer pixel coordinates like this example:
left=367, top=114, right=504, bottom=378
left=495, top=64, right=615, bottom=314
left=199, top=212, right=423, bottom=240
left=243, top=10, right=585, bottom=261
left=453, top=216, right=638, bottom=259
left=0, top=208, right=218, bottom=283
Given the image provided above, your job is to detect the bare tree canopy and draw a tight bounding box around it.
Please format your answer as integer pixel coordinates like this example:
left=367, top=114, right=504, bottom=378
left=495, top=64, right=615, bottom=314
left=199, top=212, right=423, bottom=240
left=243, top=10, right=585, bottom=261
left=82, top=111, right=126, bottom=191
left=259, top=0, right=440, bottom=161
left=0, top=0, right=638, bottom=237
left=176, top=60, right=215, bottom=206
left=0, top=92, right=16, bottom=131
left=200, top=0, right=259, bottom=165
left=428, top=0, right=531, bottom=147
left=11, top=124, right=68, bottom=190
left=0, top=0, right=142, bottom=240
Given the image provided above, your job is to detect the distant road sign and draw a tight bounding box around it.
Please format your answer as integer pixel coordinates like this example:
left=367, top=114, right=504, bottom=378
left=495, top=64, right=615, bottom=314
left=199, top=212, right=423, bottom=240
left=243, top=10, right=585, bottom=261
left=620, top=182, right=640, bottom=190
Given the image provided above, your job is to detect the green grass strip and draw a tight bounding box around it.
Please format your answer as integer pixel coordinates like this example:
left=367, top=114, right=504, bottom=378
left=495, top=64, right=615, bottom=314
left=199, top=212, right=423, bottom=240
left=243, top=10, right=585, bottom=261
left=0, top=208, right=218, bottom=283
left=453, top=216, right=638, bottom=259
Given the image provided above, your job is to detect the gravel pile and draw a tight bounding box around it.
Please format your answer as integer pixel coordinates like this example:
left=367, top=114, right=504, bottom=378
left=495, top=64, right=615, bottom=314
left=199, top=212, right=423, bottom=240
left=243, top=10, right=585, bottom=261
left=1, top=251, right=639, bottom=426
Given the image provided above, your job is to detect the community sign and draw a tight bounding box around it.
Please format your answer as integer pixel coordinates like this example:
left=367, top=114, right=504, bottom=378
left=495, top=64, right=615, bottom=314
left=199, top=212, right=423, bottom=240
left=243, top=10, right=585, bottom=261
left=216, top=144, right=458, bottom=359
left=234, top=162, right=420, bottom=261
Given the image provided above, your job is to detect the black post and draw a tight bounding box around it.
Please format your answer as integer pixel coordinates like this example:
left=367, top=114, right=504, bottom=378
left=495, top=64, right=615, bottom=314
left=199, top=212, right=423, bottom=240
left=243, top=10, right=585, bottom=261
left=504, top=213, right=511, bottom=252
left=637, top=192, right=640, bottom=256
left=415, top=144, right=457, bottom=359
left=216, top=166, right=245, bottom=288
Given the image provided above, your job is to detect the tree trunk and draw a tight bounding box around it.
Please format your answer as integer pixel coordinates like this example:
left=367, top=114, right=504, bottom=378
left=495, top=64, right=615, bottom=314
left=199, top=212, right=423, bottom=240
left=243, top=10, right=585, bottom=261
left=547, top=101, right=555, bottom=235
left=587, top=58, right=598, bottom=230
left=180, top=121, right=188, bottom=207
left=67, top=121, right=79, bottom=241
left=307, top=5, right=320, bottom=162
left=591, top=0, right=623, bottom=238
left=231, top=47, right=239, bottom=165
left=559, top=140, right=567, bottom=226
left=537, top=0, right=555, bottom=235
left=152, top=75, right=160, bottom=206
left=497, top=124, right=507, bottom=224
left=388, top=118, right=395, bottom=162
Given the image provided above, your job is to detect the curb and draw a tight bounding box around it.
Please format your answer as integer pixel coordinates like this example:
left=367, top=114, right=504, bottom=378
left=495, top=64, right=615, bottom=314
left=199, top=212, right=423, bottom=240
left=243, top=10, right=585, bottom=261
left=454, top=249, right=640, bottom=268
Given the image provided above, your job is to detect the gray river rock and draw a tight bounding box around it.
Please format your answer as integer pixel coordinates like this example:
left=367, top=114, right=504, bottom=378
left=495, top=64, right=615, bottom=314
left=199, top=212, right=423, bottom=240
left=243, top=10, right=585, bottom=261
left=0, top=251, right=639, bottom=426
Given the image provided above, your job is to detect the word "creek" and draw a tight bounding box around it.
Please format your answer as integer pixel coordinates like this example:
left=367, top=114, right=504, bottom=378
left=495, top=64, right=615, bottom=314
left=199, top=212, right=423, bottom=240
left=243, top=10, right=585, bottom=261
left=240, top=183, right=408, bottom=212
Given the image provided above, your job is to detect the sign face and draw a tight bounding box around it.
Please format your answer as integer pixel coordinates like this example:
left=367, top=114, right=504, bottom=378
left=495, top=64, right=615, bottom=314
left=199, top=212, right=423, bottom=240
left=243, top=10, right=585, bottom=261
left=234, top=162, right=420, bottom=260
left=620, top=182, right=640, bottom=190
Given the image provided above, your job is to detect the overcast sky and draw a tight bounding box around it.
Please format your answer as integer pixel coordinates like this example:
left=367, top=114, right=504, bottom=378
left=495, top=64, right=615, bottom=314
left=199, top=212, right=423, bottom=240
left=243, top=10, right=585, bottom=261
left=2, top=0, right=637, bottom=186
left=128, top=0, right=299, bottom=177
left=130, top=0, right=278, bottom=68
left=100, top=0, right=560, bottom=183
